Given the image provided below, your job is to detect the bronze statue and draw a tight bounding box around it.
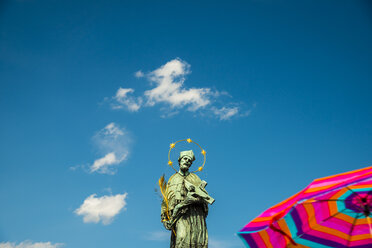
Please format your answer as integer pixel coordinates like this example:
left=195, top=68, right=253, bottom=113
left=160, top=150, right=214, bottom=248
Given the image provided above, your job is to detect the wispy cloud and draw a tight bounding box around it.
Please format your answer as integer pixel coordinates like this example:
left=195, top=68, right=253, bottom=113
left=0, top=241, right=63, bottom=248
left=135, top=70, right=144, bottom=78
left=90, top=122, right=130, bottom=174
left=75, top=193, right=128, bottom=225
left=209, top=237, right=242, bottom=248
left=144, top=231, right=169, bottom=241
left=90, top=152, right=127, bottom=173
left=212, top=106, right=239, bottom=120
left=109, top=58, right=251, bottom=120
left=112, top=88, right=142, bottom=112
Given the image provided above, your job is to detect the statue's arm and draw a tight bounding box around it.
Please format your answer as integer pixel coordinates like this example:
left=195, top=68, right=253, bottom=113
left=171, top=192, right=202, bottom=220
left=161, top=200, right=168, bottom=222
left=161, top=200, right=173, bottom=230
left=203, top=202, right=208, bottom=217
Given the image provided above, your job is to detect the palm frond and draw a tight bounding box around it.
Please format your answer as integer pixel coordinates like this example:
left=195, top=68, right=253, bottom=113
left=158, top=174, right=170, bottom=221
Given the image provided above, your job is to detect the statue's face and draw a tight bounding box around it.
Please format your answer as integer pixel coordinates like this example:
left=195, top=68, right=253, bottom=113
left=179, top=156, right=193, bottom=171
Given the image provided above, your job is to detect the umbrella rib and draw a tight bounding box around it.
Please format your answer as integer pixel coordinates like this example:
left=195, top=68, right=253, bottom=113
left=294, top=208, right=348, bottom=241
left=346, top=213, right=360, bottom=247
left=346, top=186, right=363, bottom=201
left=367, top=216, right=372, bottom=239
left=301, top=199, right=361, bottom=213
left=320, top=208, right=348, bottom=223
left=298, top=188, right=372, bottom=245
left=301, top=199, right=348, bottom=204
left=302, top=199, right=365, bottom=213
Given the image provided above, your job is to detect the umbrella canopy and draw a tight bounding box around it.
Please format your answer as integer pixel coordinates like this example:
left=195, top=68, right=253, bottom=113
left=238, top=166, right=372, bottom=247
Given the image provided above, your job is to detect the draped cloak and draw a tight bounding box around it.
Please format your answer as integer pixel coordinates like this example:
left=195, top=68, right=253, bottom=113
left=161, top=171, right=208, bottom=248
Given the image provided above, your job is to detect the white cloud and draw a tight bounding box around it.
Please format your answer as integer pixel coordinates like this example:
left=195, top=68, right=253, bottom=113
left=109, top=58, right=251, bottom=120
left=135, top=70, right=144, bottom=78
left=104, top=122, right=124, bottom=137
left=90, top=152, right=127, bottom=174
left=209, top=239, right=228, bottom=248
left=75, top=193, right=128, bottom=225
left=209, top=237, right=241, bottom=248
left=144, top=58, right=211, bottom=110
left=212, top=106, right=239, bottom=120
left=0, top=241, right=63, bottom=248
left=89, top=123, right=130, bottom=174
left=113, top=87, right=142, bottom=112
left=144, top=231, right=169, bottom=241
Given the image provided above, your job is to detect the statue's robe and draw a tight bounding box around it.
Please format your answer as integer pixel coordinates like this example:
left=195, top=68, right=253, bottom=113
left=161, top=171, right=208, bottom=248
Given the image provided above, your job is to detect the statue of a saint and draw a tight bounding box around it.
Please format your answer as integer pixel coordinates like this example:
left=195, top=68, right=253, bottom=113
left=161, top=150, right=214, bottom=248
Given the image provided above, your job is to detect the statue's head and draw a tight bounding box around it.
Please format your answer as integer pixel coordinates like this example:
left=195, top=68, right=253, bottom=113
left=178, top=150, right=195, bottom=172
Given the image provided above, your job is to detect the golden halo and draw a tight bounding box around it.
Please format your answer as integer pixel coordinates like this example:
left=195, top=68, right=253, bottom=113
left=167, top=138, right=206, bottom=173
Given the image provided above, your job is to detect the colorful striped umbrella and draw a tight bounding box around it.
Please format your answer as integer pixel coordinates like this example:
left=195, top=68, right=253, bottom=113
left=238, top=166, right=372, bottom=247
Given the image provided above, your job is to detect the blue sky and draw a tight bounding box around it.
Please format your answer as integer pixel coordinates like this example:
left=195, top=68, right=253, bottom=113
left=1, top=0, right=372, bottom=247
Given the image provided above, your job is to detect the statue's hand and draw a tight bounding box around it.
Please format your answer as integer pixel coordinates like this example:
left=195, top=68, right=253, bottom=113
left=184, top=193, right=200, bottom=204
left=163, top=220, right=173, bottom=230
left=172, top=204, right=181, bottom=218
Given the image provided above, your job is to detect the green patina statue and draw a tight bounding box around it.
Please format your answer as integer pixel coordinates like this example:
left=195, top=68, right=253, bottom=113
left=160, top=150, right=215, bottom=248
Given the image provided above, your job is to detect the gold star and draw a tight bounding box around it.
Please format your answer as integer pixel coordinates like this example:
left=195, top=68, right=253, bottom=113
left=198, top=166, right=203, bottom=171
left=170, top=143, right=175, bottom=149
left=168, top=161, right=173, bottom=166
left=201, top=150, right=206, bottom=155
left=187, top=138, right=192, bottom=143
